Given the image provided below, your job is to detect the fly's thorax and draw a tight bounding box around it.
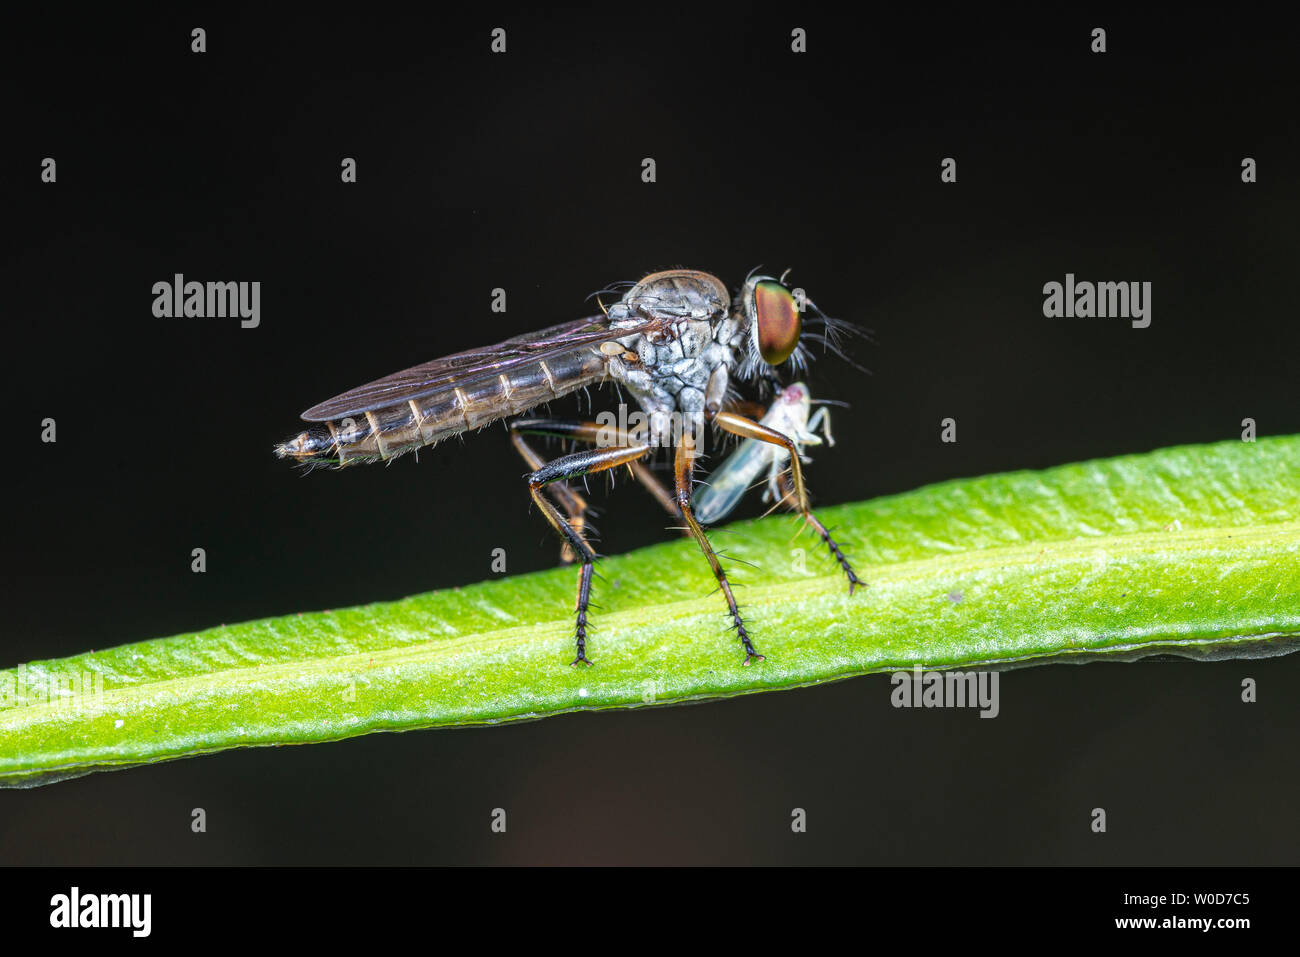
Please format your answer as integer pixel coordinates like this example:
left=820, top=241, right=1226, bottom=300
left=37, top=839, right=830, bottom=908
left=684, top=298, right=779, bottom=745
left=600, top=271, right=746, bottom=450
left=606, top=313, right=743, bottom=449
left=606, top=269, right=730, bottom=327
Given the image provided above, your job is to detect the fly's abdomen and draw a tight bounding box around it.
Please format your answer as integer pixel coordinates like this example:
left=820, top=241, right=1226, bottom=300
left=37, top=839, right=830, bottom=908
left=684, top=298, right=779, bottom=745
left=275, top=347, right=607, bottom=467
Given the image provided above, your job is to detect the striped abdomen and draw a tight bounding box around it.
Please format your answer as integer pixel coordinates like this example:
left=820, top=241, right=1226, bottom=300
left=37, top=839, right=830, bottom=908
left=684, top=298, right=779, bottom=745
left=276, top=348, right=607, bottom=467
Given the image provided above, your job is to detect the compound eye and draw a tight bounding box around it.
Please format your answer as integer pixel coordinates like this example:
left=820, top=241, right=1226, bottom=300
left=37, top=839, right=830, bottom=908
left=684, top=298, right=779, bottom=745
left=751, top=280, right=801, bottom=366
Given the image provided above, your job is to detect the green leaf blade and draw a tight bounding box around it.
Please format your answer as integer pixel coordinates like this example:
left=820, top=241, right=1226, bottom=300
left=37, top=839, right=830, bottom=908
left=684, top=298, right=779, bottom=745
left=2, top=436, right=1298, bottom=787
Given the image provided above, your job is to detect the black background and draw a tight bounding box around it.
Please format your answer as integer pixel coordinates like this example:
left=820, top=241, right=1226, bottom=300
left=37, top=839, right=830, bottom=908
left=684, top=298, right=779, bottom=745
left=2, top=7, right=1297, bottom=864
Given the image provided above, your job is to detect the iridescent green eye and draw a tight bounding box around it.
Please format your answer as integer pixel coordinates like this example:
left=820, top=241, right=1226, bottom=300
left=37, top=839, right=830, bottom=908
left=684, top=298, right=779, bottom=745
left=750, top=280, right=801, bottom=366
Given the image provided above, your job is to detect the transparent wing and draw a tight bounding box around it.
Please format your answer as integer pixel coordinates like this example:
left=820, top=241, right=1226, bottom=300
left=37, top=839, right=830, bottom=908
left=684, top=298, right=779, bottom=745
left=300, top=315, right=663, bottom=421
left=695, top=438, right=774, bottom=525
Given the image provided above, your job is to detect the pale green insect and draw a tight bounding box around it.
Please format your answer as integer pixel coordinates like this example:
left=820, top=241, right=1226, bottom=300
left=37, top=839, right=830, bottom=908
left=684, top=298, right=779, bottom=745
left=695, top=382, right=834, bottom=525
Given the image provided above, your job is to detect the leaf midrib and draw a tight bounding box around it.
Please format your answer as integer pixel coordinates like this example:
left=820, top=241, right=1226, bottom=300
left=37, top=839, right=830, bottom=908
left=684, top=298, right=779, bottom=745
left=4, top=516, right=1295, bottom=726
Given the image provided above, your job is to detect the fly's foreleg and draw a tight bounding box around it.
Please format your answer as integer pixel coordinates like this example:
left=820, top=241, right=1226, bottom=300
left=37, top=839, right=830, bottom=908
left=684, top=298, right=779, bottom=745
left=713, top=410, right=862, bottom=594
left=674, top=432, right=764, bottom=665
left=723, top=398, right=769, bottom=421
left=775, top=471, right=861, bottom=593
left=525, top=441, right=651, bottom=666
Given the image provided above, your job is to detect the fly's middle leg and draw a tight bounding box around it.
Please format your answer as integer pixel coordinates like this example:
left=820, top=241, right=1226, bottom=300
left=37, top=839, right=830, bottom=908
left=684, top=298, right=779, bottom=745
left=713, top=410, right=862, bottom=594
left=524, top=440, right=651, bottom=665
left=674, top=431, right=764, bottom=665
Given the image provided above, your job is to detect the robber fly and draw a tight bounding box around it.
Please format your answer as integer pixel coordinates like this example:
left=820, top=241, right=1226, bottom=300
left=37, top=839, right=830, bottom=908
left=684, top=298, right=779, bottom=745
left=276, top=268, right=861, bottom=665
left=694, top=381, right=835, bottom=526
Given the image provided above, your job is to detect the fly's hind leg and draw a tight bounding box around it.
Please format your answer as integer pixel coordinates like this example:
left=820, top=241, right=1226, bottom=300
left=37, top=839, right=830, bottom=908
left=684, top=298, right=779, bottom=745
left=714, top=410, right=862, bottom=594
left=510, top=418, right=686, bottom=565
left=523, top=440, right=652, bottom=666
left=510, top=426, right=592, bottom=564
left=674, top=431, right=764, bottom=665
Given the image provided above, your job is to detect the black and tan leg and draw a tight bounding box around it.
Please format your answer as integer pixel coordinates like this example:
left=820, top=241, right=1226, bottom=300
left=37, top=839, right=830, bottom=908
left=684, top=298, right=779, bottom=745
left=510, top=427, right=591, bottom=562
left=774, top=472, right=862, bottom=593
left=712, top=410, right=862, bottom=594
left=674, top=431, right=765, bottom=665
left=524, top=440, right=652, bottom=665
left=509, top=418, right=685, bottom=543
left=722, top=398, right=770, bottom=421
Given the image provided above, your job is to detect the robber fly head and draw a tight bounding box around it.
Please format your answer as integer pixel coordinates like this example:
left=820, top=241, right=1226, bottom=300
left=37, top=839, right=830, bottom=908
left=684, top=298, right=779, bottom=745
left=738, top=268, right=867, bottom=392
